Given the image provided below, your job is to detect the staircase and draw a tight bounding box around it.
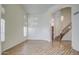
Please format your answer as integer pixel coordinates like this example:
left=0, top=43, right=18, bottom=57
left=55, top=23, right=72, bottom=42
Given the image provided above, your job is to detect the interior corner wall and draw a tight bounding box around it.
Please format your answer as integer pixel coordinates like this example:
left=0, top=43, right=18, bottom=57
left=61, top=7, right=72, bottom=41
left=72, top=5, right=79, bottom=51
left=28, top=13, right=52, bottom=42
left=1, top=5, right=27, bottom=51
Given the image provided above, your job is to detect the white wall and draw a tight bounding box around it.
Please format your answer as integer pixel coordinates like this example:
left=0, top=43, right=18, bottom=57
left=28, top=13, right=52, bottom=42
left=28, top=15, right=43, bottom=40
left=40, top=12, right=52, bottom=42
left=1, top=5, right=27, bottom=51
left=0, top=4, right=1, bottom=55
left=72, top=5, right=79, bottom=51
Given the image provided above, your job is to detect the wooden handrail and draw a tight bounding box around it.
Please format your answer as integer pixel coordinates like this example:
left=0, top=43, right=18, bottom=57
left=62, top=23, right=71, bottom=33
left=55, top=23, right=72, bottom=41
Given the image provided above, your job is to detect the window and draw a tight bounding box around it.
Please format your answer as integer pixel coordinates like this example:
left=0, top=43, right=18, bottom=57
left=1, top=18, right=5, bottom=42
left=23, top=26, right=27, bottom=37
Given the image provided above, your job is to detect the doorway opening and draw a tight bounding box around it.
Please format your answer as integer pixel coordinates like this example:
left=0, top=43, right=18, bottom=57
left=51, top=7, right=72, bottom=44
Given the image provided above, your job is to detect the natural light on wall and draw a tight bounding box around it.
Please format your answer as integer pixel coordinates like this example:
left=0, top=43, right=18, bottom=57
left=1, top=18, right=5, bottom=42
left=24, top=26, right=27, bottom=37
left=61, top=16, right=64, bottom=22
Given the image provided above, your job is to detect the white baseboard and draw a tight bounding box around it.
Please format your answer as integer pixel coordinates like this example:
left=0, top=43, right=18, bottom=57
left=27, top=37, right=51, bottom=42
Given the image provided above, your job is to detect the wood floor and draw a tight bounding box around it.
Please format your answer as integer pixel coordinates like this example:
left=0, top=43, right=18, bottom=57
left=2, top=40, right=79, bottom=55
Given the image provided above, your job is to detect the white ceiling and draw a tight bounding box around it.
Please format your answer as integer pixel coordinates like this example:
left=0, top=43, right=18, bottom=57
left=23, top=4, right=54, bottom=15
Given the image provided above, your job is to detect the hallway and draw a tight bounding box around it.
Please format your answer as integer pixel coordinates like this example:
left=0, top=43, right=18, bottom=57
left=2, top=40, right=79, bottom=55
